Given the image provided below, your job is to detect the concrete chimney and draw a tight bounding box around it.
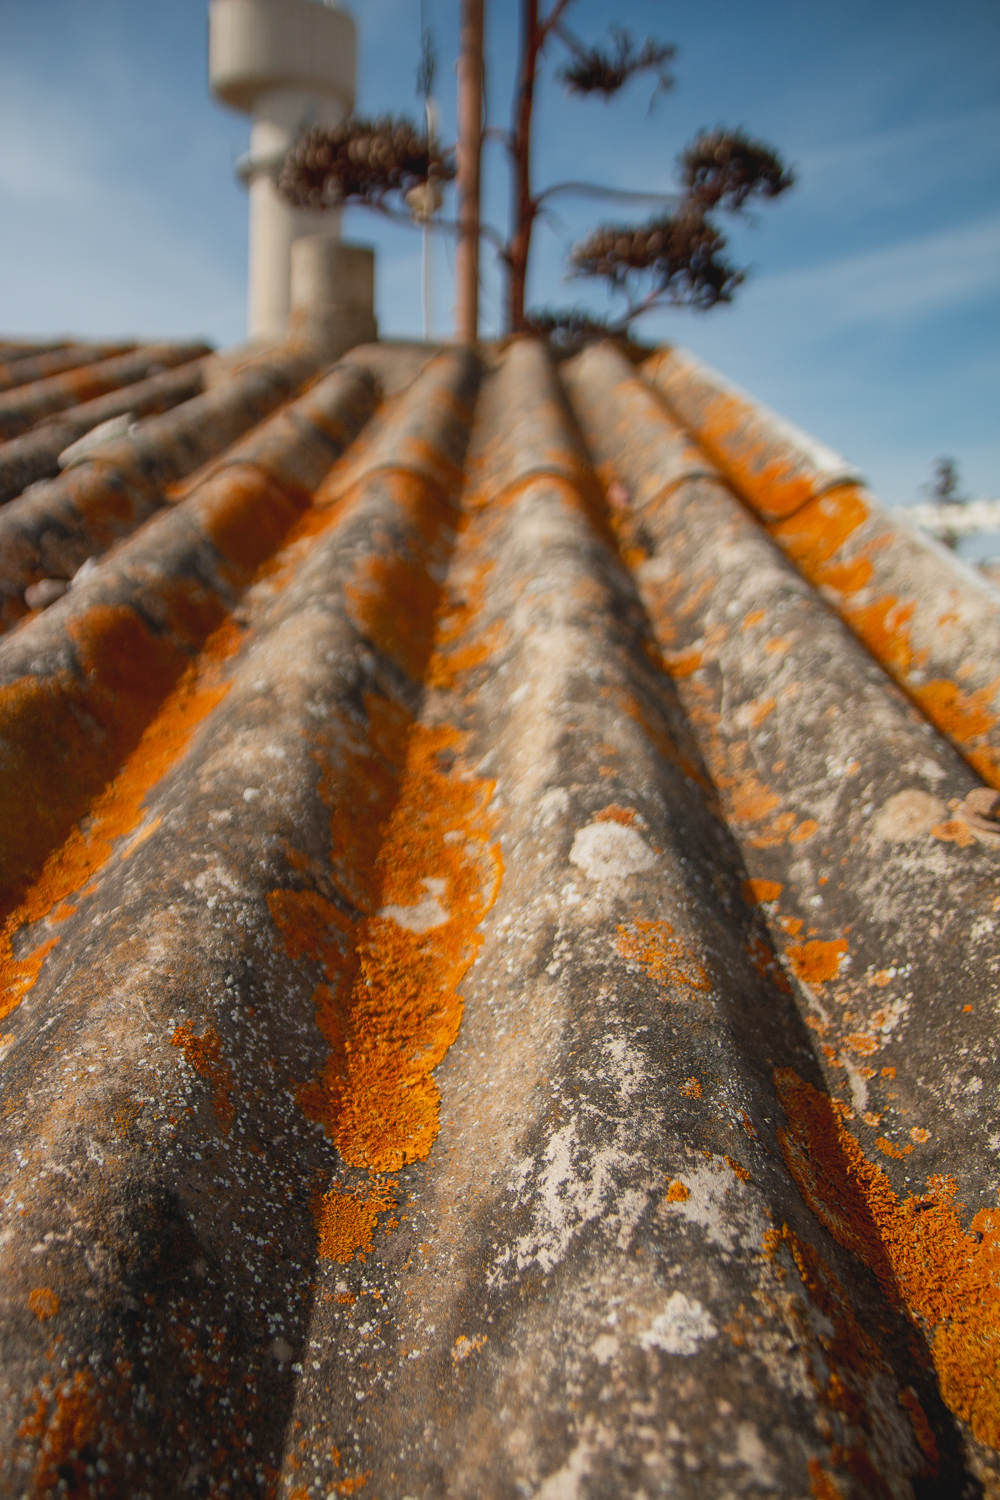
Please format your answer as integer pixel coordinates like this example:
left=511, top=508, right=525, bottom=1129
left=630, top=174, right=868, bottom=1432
left=208, top=0, right=366, bottom=344
left=288, top=235, right=377, bottom=361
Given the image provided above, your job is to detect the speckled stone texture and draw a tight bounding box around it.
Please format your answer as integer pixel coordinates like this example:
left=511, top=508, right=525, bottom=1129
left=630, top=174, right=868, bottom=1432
left=0, top=336, right=996, bottom=1500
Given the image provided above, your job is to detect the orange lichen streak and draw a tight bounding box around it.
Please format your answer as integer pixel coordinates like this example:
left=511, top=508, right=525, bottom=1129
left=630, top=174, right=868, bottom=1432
left=16, top=1369, right=113, bottom=1499
left=643, top=346, right=1000, bottom=788
left=775, top=1067, right=1000, bottom=1449
left=0, top=626, right=238, bottom=1024
left=273, top=709, right=501, bottom=1177
left=265, top=356, right=502, bottom=1260
left=615, top=918, right=710, bottom=995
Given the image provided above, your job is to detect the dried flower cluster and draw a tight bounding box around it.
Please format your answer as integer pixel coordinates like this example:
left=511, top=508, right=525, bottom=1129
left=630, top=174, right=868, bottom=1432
left=557, top=28, right=675, bottom=100
left=551, top=128, right=794, bottom=324
left=680, top=128, right=796, bottom=211
left=569, top=206, right=743, bottom=312
left=278, top=117, right=453, bottom=211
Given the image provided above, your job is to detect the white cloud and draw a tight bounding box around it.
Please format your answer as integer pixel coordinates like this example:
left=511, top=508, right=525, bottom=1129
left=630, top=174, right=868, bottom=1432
left=750, top=213, right=1000, bottom=333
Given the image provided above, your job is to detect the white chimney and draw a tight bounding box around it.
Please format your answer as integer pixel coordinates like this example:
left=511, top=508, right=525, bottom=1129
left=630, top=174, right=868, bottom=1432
left=208, top=0, right=359, bottom=343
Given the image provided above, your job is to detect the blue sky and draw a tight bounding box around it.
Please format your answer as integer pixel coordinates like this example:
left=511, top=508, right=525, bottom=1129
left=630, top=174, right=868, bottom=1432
left=0, top=0, right=996, bottom=507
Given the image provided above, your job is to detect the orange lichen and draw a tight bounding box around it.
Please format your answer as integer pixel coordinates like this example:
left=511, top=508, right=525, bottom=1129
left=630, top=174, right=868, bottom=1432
left=930, top=818, right=977, bottom=848
left=760, top=1215, right=928, bottom=1490
left=286, top=717, right=501, bottom=1174
left=786, top=939, right=848, bottom=985
left=808, top=1456, right=844, bottom=1499
left=912, top=676, right=1000, bottom=753
left=268, top=686, right=500, bottom=1189
left=16, top=1370, right=109, bottom=1498
left=452, top=1333, right=488, bottom=1362
left=874, top=1136, right=913, bottom=1160
left=680, top=1077, right=702, bottom=1099
left=425, top=617, right=506, bottom=691
left=742, top=878, right=783, bottom=906
left=746, top=695, right=777, bottom=727
left=594, top=804, right=641, bottom=827
left=896, top=1393, right=939, bottom=1475
left=642, top=370, right=822, bottom=521
left=615, top=918, right=710, bottom=995
left=774, top=1067, right=1000, bottom=1448
left=726, top=771, right=782, bottom=827
left=724, top=1155, right=751, bottom=1182
left=333, top=1473, right=371, bottom=1496
left=745, top=930, right=792, bottom=993
left=661, top=646, right=704, bottom=677
left=767, top=486, right=871, bottom=573
left=171, top=1024, right=235, bottom=1134
left=665, top=1179, right=690, bottom=1202
left=613, top=685, right=713, bottom=793
left=0, top=606, right=190, bottom=921
left=345, top=497, right=445, bottom=679
left=195, top=464, right=309, bottom=575
left=0, top=627, right=237, bottom=1021
left=28, top=1288, right=60, bottom=1320
left=315, top=1182, right=396, bottom=1263
left=763, top=479, right=1000, bottom=786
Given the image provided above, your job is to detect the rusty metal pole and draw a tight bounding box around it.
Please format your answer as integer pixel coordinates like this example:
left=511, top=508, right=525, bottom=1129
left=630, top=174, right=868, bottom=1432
left=454, top=0, right=484, bottom=345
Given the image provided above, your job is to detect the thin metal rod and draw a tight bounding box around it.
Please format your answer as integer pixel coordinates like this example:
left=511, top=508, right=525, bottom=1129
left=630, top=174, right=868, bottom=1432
left=454, top=0, right=484, bottom=344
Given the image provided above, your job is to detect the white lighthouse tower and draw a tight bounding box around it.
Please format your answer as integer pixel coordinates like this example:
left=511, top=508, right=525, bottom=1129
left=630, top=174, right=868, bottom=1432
left=209, top=0, right=375, bottom=351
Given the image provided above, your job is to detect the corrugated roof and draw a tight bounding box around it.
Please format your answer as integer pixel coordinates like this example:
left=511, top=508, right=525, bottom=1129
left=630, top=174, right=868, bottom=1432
left=0, top=333, right=997, bottom=1499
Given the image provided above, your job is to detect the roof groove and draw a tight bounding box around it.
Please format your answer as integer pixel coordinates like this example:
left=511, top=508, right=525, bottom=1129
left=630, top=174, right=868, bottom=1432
left=0, top=357, right=211, bottom=507
left=0, top=340, right=212, bottom=445
left=0, top=358, right=382, bottom=925
left=0, top=346, right=320, bottom=632
left=0, top=342, right=137, bottom=396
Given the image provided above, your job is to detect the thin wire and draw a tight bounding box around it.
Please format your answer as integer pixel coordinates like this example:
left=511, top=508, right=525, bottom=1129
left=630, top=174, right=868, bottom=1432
left=418, top=0, right=435, bottom=340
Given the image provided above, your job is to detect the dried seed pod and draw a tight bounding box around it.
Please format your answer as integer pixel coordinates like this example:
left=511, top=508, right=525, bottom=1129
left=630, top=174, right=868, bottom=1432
left=558, top=28, right=675, bottom=100
left=569, top=206, right=742, bottom=310
left=277, top=117, right=454, bottom=212
left=680, top=128, right=795, bottom=211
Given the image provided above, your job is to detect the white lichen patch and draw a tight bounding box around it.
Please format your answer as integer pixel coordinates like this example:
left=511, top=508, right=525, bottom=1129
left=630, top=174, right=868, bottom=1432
left=870, top=789, right=947, bottom=843
left=657, top=1156, right=769, bottom=1254
left=379, top=878, right=449, bottom=933
left=639, top=1292, right=717, bottom=1355
left=569, top=822, right=657, bottom=882
left=500, top=1117, right=645, bottom=1278
left=535, top=786, right=570, bottom=829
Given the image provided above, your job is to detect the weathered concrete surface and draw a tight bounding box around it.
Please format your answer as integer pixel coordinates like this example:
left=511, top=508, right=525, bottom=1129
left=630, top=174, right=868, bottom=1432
left=0, top=343, right=135, bottom=395
left=0, top=332, right=995, bottom=1499
left=0, top=341, right=212, bottom=443
left=0, top=358, right=380, bottom=925
left=565, top=340, right=1000, bottom=1483
left=267, top=343, right=973, bottom=1499
left=0, top=357, right=210, bottom=506
left=0, top=346, right=319, bottom=630
left=0, top=347, right=481, bottom=1499
left=645, top=343, right=1000, bottom=790
left=0, top=340, right=71, bottom=365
